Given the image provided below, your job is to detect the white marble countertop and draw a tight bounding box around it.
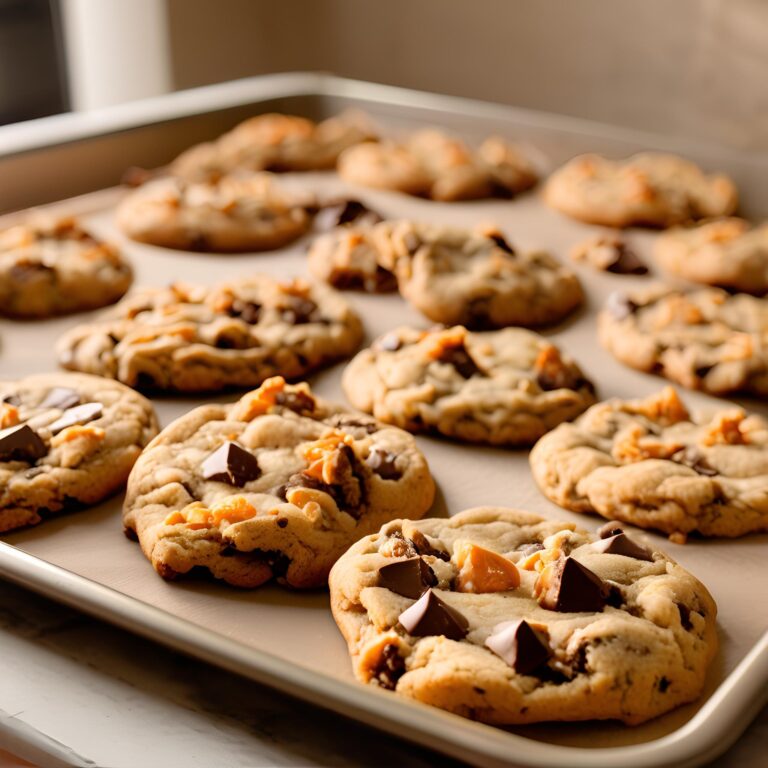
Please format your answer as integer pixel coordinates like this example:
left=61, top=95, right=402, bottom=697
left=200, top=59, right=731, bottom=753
left=0, top=579, right=765, bottom=768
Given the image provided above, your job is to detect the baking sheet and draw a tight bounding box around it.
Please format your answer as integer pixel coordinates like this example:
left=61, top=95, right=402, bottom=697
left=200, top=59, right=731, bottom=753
left=0, top=77, right=766, bottom=767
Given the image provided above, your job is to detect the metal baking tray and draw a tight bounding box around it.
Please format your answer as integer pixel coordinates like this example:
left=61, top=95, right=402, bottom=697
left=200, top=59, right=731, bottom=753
left=0, top=73, right=766, bottom=768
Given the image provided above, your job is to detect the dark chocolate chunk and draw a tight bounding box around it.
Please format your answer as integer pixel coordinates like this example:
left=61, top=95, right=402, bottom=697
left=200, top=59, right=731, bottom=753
left=376, top=333, right=402, bottom=352
left=228, top=299, right=262, bottom=325
left=658, top=676, right=671, bottom=693
left=315, top=199, right=383, bottom=230
left=371, top=642, right=406, bottom=690
left=671, top=446, right=718, bottom=476
left=366, top=446, right=401, bottom=480
left=537, top=557, right=608, bottom=613
left=40, top=387, right=80, bottom=411
left=378, top=556, right=436, bottom=599
left=435, top=342, right=481, bottom=379
left=605, top=291, right=639, bottom=321
left=277, top=518, right=288, bottom=528
left=536, top=368, right=582, bottom=392
left=597, top=520, right=624, bottom=539
left=488, top=232, right=515, bottom=255
left=201, top=441, right=261, bottom=487
left=677, top=602, right=694, bottom=630
left=408, top=530, right=450, bottom=561
left=123, top=526, right=139, bottom=541
left=606, top=244, right=649, bottom=275
left=0, top=424, right=47, bottom=462
left=274, top=389, right=316, bottom=414
left=592, top=533, right=653, bottom=561
left=485, top=619, right=552, bottom=675
left=280, top=297, right=320, bottom=325
left=606, top=583, right=625, bottom=608
left=398, top=589, right=469, bottom=640
left=327, top=414, right=378, bottom=434
left=694, top=364, right=715, bottom=380
left=48, top=402, right=103, bottom=434
left=3, top=394, right=21, bottom=406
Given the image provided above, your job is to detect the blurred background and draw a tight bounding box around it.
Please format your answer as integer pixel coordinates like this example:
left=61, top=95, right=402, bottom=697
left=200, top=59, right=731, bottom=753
left=2, top=0, right=767, bottom=150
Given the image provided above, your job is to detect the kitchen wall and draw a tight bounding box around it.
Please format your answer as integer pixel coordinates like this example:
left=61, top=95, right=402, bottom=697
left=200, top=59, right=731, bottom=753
left=168, top=0, right=768, bottom=152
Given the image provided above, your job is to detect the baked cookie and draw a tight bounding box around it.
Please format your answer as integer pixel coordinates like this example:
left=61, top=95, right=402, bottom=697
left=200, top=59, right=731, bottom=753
left=654, top=217, right=768, bottom=295
left=570, top=234, right=648, bottom=275
left=373, top=221, right=583, bottom=328
left=56, top=277, right=363, bottom=393
left=0, top=372, right=158, bottom=533
left=123, top=377, right=435, bottom=588
left=116, top=173, right=312, bottom=252
left=329, top=507, right=717, bottom=725
left=171, top=111, right=375, bottom=180
left=342, top=326, right=596, bottom=446
left=338, top=129, right=538, bottom=201
left=0, top=217, right=132, bottom=319
left=530, top=387, right=768, bottom=539
left=598, top=285, right=768, bottom=396
left=308, top=200, right=396, bottom=293
left=544, top=153, right=738, bottom=228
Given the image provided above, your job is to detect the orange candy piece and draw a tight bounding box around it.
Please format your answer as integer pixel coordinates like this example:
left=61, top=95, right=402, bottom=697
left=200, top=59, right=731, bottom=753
left=454, top=541, right=520, bottom=593
left=301, top=431, right=355, bottom=483
left=163, top=496, right=258, bottom=530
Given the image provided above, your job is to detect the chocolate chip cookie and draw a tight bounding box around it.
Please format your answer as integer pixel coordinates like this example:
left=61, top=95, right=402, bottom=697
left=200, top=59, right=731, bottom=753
left=329, top=507, right=717, bottom=724
left=0, top=216, right=132, bottom=318
left=123, top=377, right=435, bottom=588
left=544, top=153, right=738, bottom=228
left=342, top=326, right=596, bottom=445
left=372, top=221, right=583, bottom=328
left=654, top=217, right=768, bottom=295
left=530, top=386, right=768, bottom=538
left=116, top=173, right=312, bottom=252
left=598, top=285, right=768, bottom=396
left=171, top=111, right=375, bottom=180
left=0, top=373, right=158, bottom=533
left=56, top=277, right=363, bottom=393
left=338, top=129, right=538, bottom=201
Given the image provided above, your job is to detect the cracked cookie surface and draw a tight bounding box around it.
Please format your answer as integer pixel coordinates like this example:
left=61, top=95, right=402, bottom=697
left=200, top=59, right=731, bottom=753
left=329, top=507, right=717, bottom=725
left=598, top=284, right=768, bottom=396
left=0, top=372, right=158, bottom=532
left=530, top=387, right=768, bottom=538
left=0, top=217, right=132, bottom=318
left=343, top=325, right=596, bottom=445
left=56, top=276, right=363, bottom=393
left=544, top=153, right=737, bottom=228
left=123, top=377, right=435, bottom=588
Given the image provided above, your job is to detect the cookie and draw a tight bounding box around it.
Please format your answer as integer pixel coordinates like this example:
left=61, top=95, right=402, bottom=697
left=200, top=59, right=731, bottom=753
left=654, top=217, right=768, bottom=295
left=570, top=234, right=648, bottom=275
left=307, top=200, right=396, bottom=293
left=598, top=285, right=768, bottom=396
left=338, top=129, right=538, bottom=202
left=544, top=153, right=738, bottom=228
left=0, top=217, right=132, bottom=318
left=123, top=377, right=435, bottom=588
left=342, top=326, right=596, bottom=446
left=372, top=221, right=583, bottom=328
left=329, top=507, right=717, bottom=725
left=116, top=173, right=312, bottom=252
left=56, top=277, right=363, bottom=393
left=0, top=372, right=158, bottom=533
left=171, top=111, right=375, bottom=180
left=530, top=387, right=768, bottom=539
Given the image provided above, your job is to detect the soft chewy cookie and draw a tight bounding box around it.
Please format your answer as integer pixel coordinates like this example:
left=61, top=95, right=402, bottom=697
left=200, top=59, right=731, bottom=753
left=123, top=377, right=435, bottom=588
left=343, top=326, right=596, bottom=445
left=329, top=507, right=717, bottom=725
left=598, top=285, right=768, bottom=396
left=56, top=277, right=363, bottom=393
left=373, top=221, right=583, bottom=328
left=116, top=173, right=312, bottom=252
left=0, top=217, right=132, bottom=318
left=338, top=129, right=538, bottom=202
left=530, top=387, right=768, bottom=538
left=0, top=373, right=158, bottom=532
left=655, top=217, right=768, bottom=295
left=171, top=111, right=375, bottom=180
left=544, top=153, right=737, bottom=228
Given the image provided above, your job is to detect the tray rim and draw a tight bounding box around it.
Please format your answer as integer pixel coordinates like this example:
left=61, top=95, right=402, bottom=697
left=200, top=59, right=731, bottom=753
left=0, top=71, right=767, bottom=768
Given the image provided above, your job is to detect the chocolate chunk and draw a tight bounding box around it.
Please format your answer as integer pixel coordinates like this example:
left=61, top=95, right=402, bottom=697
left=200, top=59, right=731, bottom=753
left=592, top=533, right=653, bottom=561
left=327, top=414, right=378, bottom=434
left=398, top=589, right=469, bottom=640
left=0, top=424, right=47, bottom=462
left=378, top=556, right=436, bottom=598
left=281, top=297, right=319, bottom=325
left=408, top=530, right=450, bottom=561
left=694, top=364, right=715, bottom=380
left=605, top=291, right=639, bottom=321
left=435, top=342, right=481, bottom=379
left=315, top=199, right=383, bottom=230
left=228, top=299, right=262, bottom=324
left=371, top=643, right=406, bottom=690
left=366, top=446, right=401, bottom=480
left=488, top=232, right=515, bottom=255
left=485, top=619, right=551, bottom=675
left=40, top=387, right=80, bottom=411
left=537, top=557, right=608, bottom=613
left=201, top=441, right=261, bottom=486
left=48, top=402, right=103, bottom=434
left=606, top=244, right=648, bottom=275
left=677, top=602, right=694, bottom=630
left=376, top=333, right=402, bottom=352
left=536, top=368, right=581, bottom=392
left=597, top=520, right=624, bottom=539
left=3, top=394, right=21, bottom=406
left=671, top=446, right=718, bottom=476
left=658, top=676, right=671, bottom=693
left=274, top=389, right=316, bottom=414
